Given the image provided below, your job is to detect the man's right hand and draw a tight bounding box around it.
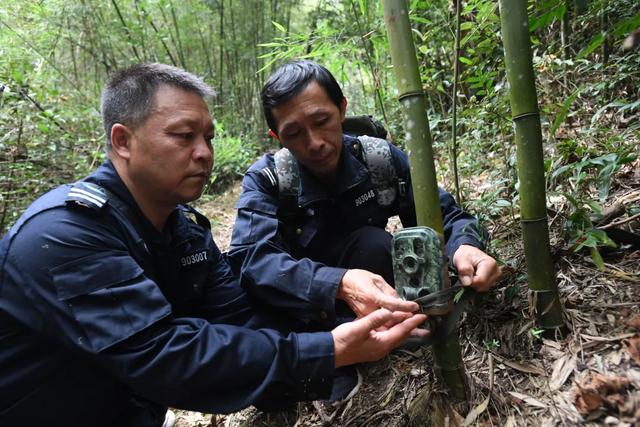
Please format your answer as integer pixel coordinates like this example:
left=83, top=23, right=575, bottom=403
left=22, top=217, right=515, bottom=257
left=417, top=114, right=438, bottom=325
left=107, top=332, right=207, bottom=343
left=337, top=269, right=419, bottom=318
left=331, top=308, right=428, bottom=368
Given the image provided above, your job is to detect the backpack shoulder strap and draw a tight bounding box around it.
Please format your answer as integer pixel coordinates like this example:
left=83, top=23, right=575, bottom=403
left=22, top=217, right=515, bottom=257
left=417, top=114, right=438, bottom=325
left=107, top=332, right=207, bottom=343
left=273, top=138, right=399, bottom=208
left=357, top=136, right=398, bottom=207
left=273, top=147, right=300, bottom=198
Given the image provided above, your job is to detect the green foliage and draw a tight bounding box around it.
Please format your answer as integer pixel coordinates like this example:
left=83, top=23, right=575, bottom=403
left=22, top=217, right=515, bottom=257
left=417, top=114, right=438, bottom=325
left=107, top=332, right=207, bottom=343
left=550, top=151, right=635, bottom=268
left=483, top=338, right=501, bottom=351
left=208, top=123, right=256, bottom=193
left=552, top=152, right=636, bottom=202
left=1, top=0, right=638, bottom=240
left=0, top=0, right=293, bottom=232
left=530, top=328, right=544, bottom=340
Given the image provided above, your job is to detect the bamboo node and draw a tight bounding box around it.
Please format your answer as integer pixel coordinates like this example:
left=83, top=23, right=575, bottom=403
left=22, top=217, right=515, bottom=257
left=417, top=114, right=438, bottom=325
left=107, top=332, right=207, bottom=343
left=398, top=91, right=425, bottom=102
left=512, top=111, right=539, bottom=121
left=520, top=216, right=548, bottom=223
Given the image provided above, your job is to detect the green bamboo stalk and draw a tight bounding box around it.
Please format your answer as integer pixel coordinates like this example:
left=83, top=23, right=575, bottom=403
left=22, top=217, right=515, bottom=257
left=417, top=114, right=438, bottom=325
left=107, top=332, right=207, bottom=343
left=498, top=0, right=564, bottom=331
left=381, top=0, right=467, bottom=401
left=451, top=0, right=462, bottom=205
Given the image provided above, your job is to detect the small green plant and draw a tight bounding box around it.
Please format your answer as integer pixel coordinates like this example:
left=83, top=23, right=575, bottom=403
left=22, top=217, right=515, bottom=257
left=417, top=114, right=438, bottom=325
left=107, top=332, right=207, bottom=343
left=453, top=287, right=465, bottom=303
left=503, top=283, right=520, bottom=305
left=563, top=193, right=617, bottom=270
left=530, top=328, right=544, bottom=340
left=550, top=151, right=636, bottom=269
left=551, top=152, right=635, bottom=203
left=483, top=339, right=501, bottom=351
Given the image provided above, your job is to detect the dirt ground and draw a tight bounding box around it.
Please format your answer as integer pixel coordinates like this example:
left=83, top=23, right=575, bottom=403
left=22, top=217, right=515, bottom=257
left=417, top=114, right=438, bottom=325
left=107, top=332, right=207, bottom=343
left=176, top=163, right=640, bottom=427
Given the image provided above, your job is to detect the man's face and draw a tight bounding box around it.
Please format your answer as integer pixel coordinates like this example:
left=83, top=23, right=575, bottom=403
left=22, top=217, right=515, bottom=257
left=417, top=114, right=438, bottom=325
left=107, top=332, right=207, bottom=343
left=271, top=81, right=345, bottom=179
left=127, top=85, right=214, bottom=206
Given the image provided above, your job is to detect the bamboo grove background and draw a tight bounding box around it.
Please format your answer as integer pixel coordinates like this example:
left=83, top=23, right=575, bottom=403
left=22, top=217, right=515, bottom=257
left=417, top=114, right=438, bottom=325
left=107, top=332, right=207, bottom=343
left=1, top=0, right=639, bottom=259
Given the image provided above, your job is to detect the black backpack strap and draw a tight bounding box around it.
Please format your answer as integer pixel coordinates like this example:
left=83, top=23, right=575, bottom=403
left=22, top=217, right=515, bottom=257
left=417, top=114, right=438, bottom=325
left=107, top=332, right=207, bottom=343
left=343, top=115, right=388, bottom=139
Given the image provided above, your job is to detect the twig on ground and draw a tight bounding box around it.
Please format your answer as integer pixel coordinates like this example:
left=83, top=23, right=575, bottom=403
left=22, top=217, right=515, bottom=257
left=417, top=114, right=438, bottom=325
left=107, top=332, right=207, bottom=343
left=600, top=212, right=640, bottom=229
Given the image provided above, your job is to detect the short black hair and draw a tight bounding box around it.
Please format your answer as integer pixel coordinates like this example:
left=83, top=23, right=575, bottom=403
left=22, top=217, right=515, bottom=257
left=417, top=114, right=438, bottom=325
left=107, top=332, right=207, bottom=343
left=261, top=60, right=344, bottom=132
left=101, top=63, right=214, bottom=151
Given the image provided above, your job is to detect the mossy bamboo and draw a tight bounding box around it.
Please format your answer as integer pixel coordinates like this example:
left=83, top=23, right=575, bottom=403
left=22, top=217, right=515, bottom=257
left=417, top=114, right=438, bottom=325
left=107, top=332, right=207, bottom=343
left=498, top=0, right=564, bottom=330
left=381, top=0, right=467, bottom=400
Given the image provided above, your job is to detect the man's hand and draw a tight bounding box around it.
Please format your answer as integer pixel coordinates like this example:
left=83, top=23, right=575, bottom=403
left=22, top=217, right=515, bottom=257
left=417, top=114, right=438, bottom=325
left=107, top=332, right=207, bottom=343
left=337, top=269, right=419, bottom=318
left=452, top=244, right=501, bottom=292
left=332, top=308, right=428, bottom=368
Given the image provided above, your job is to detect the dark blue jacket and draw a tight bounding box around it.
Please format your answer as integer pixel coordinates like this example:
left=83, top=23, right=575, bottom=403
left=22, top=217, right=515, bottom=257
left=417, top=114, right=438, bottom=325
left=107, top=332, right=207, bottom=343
left=228, top=135, right=486, bottom=326
left=0, top=161, right=337, bottom=427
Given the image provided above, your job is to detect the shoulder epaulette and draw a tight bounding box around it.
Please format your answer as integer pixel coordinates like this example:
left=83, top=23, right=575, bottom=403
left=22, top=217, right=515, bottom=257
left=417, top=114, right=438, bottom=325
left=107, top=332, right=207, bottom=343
left=259, top=166, right=278, bottom=189
left=179, top=204, right=211, bottom=229
left=65, top=182, right=108, bottom=211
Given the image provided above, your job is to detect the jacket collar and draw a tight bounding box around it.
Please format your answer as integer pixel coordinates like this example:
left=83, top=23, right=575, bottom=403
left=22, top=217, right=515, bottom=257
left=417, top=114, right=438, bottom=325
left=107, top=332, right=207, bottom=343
left=86, top=161, right=192, bottom=247
left=297, top=135, right=368, bottom=206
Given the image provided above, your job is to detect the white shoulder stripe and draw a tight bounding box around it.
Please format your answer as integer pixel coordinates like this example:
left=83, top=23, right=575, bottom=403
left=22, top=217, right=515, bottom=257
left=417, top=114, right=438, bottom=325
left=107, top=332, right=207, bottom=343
left=261, top=168, right=277, bottom=186
left=70, top=187, right=107, bottom=204
left=68, top=189, right=106, bottom=206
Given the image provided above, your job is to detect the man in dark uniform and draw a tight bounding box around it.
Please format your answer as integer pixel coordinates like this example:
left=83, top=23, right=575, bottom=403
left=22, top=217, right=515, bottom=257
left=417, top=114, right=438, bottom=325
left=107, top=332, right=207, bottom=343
left=228, top=60, right=501, bottom=325
left=0, top=63, right=426, bottom=426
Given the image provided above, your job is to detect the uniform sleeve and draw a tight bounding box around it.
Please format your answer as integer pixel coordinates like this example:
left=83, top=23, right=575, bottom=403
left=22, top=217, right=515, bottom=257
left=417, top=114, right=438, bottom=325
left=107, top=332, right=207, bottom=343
left=391, top=144, right=487, bottom=259
left=4, top=208, right=337, bottom=414
left=227, top=169, right=345, bottom=327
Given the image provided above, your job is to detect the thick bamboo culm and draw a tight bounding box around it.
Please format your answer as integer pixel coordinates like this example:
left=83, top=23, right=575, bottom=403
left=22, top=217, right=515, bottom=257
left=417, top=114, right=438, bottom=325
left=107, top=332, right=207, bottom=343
left=381, top=0, right=467, bottom=400
left=498, top=0, right=564, bottom=329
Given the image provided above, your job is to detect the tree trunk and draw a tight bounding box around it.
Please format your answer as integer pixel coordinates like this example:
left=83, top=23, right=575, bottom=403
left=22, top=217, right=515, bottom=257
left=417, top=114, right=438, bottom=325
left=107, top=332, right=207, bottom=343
left=382, top=0, right=467, bottom=402
left=498, top=0, right=565, bottom=332
left=451, top=0, right=462, bottom=204
left=219, top=0, right=224, bottom=100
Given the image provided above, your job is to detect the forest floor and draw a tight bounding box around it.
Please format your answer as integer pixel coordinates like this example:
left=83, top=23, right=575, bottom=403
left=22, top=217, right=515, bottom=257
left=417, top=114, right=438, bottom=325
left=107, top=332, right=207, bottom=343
left=174, top=159, right=640, bottom=427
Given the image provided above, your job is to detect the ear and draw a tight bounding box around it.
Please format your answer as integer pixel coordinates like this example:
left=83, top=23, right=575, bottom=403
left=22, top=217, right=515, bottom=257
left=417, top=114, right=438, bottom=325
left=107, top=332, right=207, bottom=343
left=267, top=129, right=280, bottom=141
left=110, top=124, right=133, bottom=159
left=340, top=97, right=348, bottom=121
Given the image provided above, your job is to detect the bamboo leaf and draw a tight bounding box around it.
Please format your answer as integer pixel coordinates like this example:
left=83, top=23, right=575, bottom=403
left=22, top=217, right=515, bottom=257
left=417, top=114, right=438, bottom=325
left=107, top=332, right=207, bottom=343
left=358, top=0, right=366, bottom=16
left=453, top=288, right=465, bottom=303
left=550, top=89, right=580, bottom=137
left=257, top=42, right=284, bottom=47
left=577, top=33, right=604, bottom=59
left=550, top=354, right=576, bottom=391
left=271, top=21, right=286, bottom=33
left=462, top=395, right=490, bottom=426
left=613, top=12, right=640, bottom=38
left=508, top=391, right=548, bottom=408
left=589, top=247, right=605, bottom=271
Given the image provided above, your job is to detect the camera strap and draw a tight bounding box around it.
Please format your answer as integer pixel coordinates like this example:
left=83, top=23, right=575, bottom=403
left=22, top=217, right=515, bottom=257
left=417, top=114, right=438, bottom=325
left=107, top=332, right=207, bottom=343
left=410, top=281, right=477, bottom=345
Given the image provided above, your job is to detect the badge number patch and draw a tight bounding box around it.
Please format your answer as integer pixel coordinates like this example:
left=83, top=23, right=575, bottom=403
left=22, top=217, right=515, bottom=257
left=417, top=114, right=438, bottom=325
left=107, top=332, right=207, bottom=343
left=355, top=189, right=375, bottom=207
left=180, top=250, right=208, bottom=267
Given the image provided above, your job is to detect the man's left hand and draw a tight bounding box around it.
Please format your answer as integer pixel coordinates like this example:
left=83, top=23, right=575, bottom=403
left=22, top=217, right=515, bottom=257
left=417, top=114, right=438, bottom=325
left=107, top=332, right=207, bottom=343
left=338, top=269, right=419, bottom=319
left=452, top=245, right=501, bottom=292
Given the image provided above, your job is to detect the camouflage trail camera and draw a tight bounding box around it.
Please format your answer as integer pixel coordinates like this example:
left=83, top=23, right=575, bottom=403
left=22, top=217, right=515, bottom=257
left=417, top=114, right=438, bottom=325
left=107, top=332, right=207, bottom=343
left=392, top=226, right=452, bottom=316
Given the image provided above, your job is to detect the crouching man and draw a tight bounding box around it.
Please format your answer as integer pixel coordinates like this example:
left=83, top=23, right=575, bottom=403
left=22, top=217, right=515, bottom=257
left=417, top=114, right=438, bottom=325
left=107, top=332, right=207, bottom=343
left=227, top=60, right=501, bottom=326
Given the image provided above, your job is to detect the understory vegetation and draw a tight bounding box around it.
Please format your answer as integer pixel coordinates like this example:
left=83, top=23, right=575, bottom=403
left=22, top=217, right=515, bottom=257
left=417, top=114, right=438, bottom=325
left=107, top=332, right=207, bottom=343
left=1, top=0, right=637, bottom=251
left=1, top=0, right=639, bottom=425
